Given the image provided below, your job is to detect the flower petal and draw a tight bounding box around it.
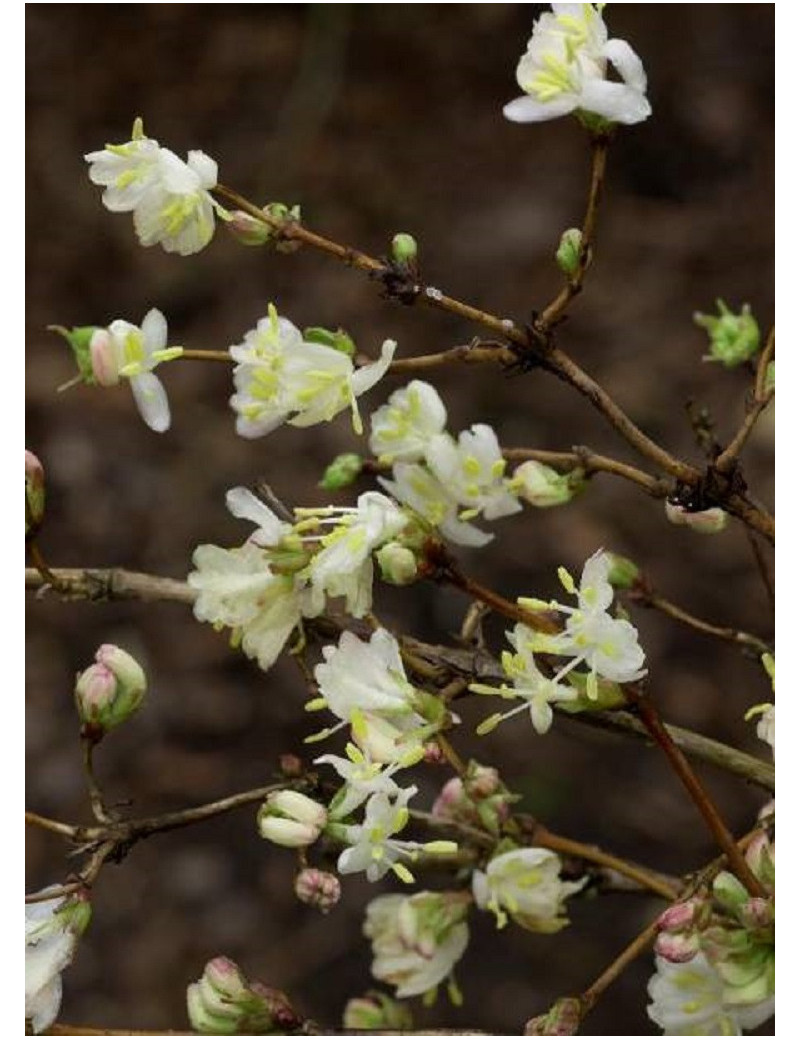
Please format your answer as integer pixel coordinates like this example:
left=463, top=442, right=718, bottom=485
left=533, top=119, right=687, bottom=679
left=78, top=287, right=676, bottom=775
left=604, top=38, right=648, bottom=93
left=140, top=308, right=168, bottom=354
left=579, top=79, right=651, bottom=125
left=130, top=372, right=171, bottom=432
left=503, top=94, right=577, bottom=123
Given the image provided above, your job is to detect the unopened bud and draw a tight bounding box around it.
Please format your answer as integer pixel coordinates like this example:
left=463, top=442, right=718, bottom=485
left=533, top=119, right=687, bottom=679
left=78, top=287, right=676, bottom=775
left=657, top=898, right=704, bottom=934
left=304, top=326, right=356, bottom=357
left=465, top=764, right=502, bottom=800
left=744, top=831, right=775, bottom=891
left=225, top=203, right=301, bottom=251
left=423, top=740, right=445, bottom=764
left=203, top=956, right=249, bottom=1002
left=654, top=929, right=700, bottom=963
left=258, top=790, right=327, bottom=848
left=319, top=453, right=363, bottom=491
left=278, top=753, right=305, bottom=778
left=88, top=329, right=121, bottom=386
left=525, top=996, right=582, bottom=1035
left=510, top=460, right=581, bottom=509
left=713, top=870, right=749, bottom=912
left=376, top=541, right=419, bottom=585
left=695, top=300, right=760, bottom=368
left=391, top=233, right=418, bottom=267
left=556, top=228, right=584, bottom=277
left=187, top=957, right=292, bottom=1035
left=294, top=868, right=341, bottom=913
left=25, top=450, right=46, bottom=535
left=344, top=991, right=414, bottom=1031
left=739, top=896, right=774, bottom=932
left=75, top=644, right=147, bottom=736
left=606, top=553, right=640, bottom=590
left=665, top=500, right=729, bottom=534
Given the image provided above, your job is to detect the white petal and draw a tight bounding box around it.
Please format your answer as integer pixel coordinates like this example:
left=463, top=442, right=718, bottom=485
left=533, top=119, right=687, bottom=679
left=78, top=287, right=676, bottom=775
left=225, top=487, right=287, bottom=545
left=27, top=973, right=63, bottom=1034
left=352, top=339, right=397, bottom=396
left=604, top=38, right=648, bottom=93
left=140, top=308, right=168, bottom=354
left=187, top=150, right=218, bottom=189
left=579, top=79, right=651, bottom=125
left=503, top=94, right=577, bottom=123
left=130, top=372, right=171, bottom=432
left=157, top=148, right=200, bottom=193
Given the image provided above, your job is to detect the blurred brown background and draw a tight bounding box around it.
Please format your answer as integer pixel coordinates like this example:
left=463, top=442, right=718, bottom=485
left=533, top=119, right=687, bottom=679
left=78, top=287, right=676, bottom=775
left=26, top=5, right=774, bottom=1035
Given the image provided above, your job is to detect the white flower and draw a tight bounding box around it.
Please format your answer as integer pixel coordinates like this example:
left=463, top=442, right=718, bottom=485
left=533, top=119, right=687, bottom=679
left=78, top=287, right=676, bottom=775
left=337, top=788, right=421, bottom=882
left=84, top=117, right=162, bottom=212
left=379, top=462, right=493, bottom=547
left=472, top=847, right=585, bottom=933
left=85, top=119, right=221, bottom=255
left=369, top=380, right=447, bottom=463
left=229, top=305, right=395, bottom=437
left=315, top=743, right=412, bottom=820
left=470, top=622, right=579, bottom=735
left=257, top=790, right=328, bottom=848
left=224, top=486, right=293, bottom=548
left=302, top=492, right=407, bottom=617
left=646, top=952, right=774, bottom=1035
left=188, top=542, right=312, bottom=672
left=89, top=308, right=180, bottom=432
left=26, top=890, right=91, bottom=1035
left=527, top=550, right=647, bottom=694
left=504, top=4, right=651, bottom=126
left=745, top=703, right=775, bottom=757
left=364, top=891, right=470, bottom=998
left=425, top=425, right=522, bottom=522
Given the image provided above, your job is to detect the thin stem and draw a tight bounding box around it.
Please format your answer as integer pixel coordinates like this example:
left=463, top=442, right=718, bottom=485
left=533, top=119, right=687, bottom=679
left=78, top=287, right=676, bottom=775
left=25, top=810, right=79, bottom=839
left=625, top=688, right=764, bottom=897
left=179, top=348, right=231, bottom=363
left=744, top=523, right=775, bottom=612
left=715, top=326, right=776, bottom=475
left=434, top=732, right=467, bottom=777
left=630, top=588, right=772, bottom=656
left=28, top=540, right=64, bottom=591
left=503, top=445, right=670, bottom=497
left=580, top=918, right=661, bottom=1014
left=538, top=136, right=609, bottom=329
left=83, top=740, right=111, bottom=824
left=534, top=827, right=679, bottom=902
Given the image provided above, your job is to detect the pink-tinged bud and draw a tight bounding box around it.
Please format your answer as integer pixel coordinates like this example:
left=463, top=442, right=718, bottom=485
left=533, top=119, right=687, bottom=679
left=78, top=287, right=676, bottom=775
left=278, top=753, right=304, bottom=778
left=204, top=956, right=249, bottom=1001
left=89, top=329, right=121, bottom=387
left=226, top=210, right=274, bottom=246
left=525, top=996, right=582, bottom=1035
left=249, top=983, right=304, bottom=1031
left=432, top=777, right=465, bottom=818
left=739, top=896, right=774, bottom=932
left=343, top=991, right=414, bottom=1031
left=25, top=450, right=46, bottom=535
left=187, top=957, right=299, bottom=1034
left=665, top=500, right=728, bottom=534
left=654, top=930, right=700, bottom=963
left=657, top=898, right=703, bottom=934
left=294, top=868, right=341, bottom=913
left=423, top=741, right=445, bottom=764
left=465, top=764, right=502, bottom=799
left=744, top=831, right=775, bottom=890
left=74, top=645, right=147, bottom=736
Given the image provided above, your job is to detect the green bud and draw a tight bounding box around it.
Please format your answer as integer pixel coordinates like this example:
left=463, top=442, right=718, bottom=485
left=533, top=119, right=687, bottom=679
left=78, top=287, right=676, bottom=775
left=562, top=672, right=627, bottom=712
left=391, top=232, right=418, bottom=266
left=49, top=324, right=99, bottom=384
left=344, top=992, right=414, bottom=1031
left=376, top=542, right=418, bottom=586
left=713, top=870, right=750, bottom=913
left=606, top=553, right=640, bottom=590
left=25, top=450, right=46, bottom=535
left=510, top=461, right=583, bottom=508
left=694, top=300, right=760, bottom=368
left=303, top=326, right=356, bottom=357
left=319, top=453, right=363, bottom=491
left=556, top=228, right=583, bottom=276
left=226, top=203, right=302, bottom=251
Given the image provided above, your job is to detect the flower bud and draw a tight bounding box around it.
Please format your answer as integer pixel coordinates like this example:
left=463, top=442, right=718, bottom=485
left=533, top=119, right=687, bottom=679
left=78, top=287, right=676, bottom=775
left=739, top=896, right=774, bottom=932
left=525, top=996, right=582, bottom=1035
left=25, top=450, right=46, bottom=535
left=187, top=957, right=294, bottom=1034
left=511, top=460, right=581, bottom=508
left=695, top=299, right=760, bottom=368
left=665, top=500, right=729, bottom=534
left=423, top=740, right=445, bottom=764
left=744, top=831, right=775, bottom=892
left=303, top=326, right=356, bottom=357
left=258, top=790, right=327, bottom=848
left=391, top=233, right=419, bottom=267
left=657, top=898, right=704, bottom=934
left=225, top=203, right=301, bottom=251
left=343, top=991, right=414, bottom=1031
left=555, top=228, right=583, bottom=277
left=88, top=329, right=121, bottom=386
left=465, top=764, right=502, bottom=800
left=278, top=753, right=305, bottom=778
left=375, top=542, right=419, bottom=586
left=606, top=553, right=640, bottom=590
left=294, top=868, right=341, bottom=913
left=713, top=870, right=749, bottom=913
left=203, top=956, right=249, bottom=1002
left=75, top=644, right=147, bottom=737
left=654, top=929, right=700, bottom=963
left=319, top=452, right=363, bottom=491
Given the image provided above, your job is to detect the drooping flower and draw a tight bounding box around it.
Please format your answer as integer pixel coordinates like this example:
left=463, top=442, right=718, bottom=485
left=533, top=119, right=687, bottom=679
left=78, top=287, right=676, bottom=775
left=26, top=890, right=92, bottom=1035
left=379, top=462, right=493, bottom=547
left=336, top=789, right=456, bottom=883
left=504, top=4, right=651, bottom=127
left=369, top=380, right=448, bottom=463
left=85, top=118, right=222, bottom=255
left=88, top=309, right=181, bottom=432
left=472, top=847, right=585, bottom=932
left=364, top=891, right=470, bottom=998
left=470, top=622, right=579, bottom=735
left=523, top=550, right=647, bottom=695
left=230, top=304, right=395, bottom=437
left=425, top=425, right=522, bottom=522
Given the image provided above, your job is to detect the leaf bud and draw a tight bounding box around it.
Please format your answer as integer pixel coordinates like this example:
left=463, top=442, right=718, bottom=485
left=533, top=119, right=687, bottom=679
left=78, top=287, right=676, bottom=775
left=391, top=233, right=418, bottom=267
left=319, top=452, right=363, bottom=491
left=375, top=541, right=419, bottom=586
left=694, top=299, right=760, bottom=368
left=555, top=228, right=584, bottom=276
left=25, top=450, right=46, bottom=535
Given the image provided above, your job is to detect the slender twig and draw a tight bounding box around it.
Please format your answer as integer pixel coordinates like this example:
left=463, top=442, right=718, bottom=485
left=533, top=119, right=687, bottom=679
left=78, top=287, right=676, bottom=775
left=179, top=348, right=230, bottom=363
left=25, top=567, right=774, bottom=791
left=503, top=445, right=670, bottom=497
left=744, top=523, right=775, bottom=612
left=538, top=136, right=609, bottom=329
left=82, top=740, right=112, bottom=824
left=715, top=327, right=776, bottom=475
left=28, top=540, right=64, bottom=591
left=45, top=1027, right=491, bottom=1037
left=629, top=587, right=772, bottom=656
left=25, top=810, right=79, bottom=839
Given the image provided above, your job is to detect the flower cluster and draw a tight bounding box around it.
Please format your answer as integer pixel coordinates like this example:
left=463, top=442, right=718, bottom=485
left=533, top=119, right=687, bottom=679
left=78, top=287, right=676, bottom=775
left=187, top=956, right=302, bottom=1035
left=503, top=4, right=651, bottom=127
left=86, top=118, right=222, bottom=255
left=230, top=304, right=395, bottom=438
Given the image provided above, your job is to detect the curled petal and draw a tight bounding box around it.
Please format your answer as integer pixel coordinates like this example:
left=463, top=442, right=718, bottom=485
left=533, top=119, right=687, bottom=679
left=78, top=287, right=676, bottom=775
left=130, top=372, right=171, bottom=432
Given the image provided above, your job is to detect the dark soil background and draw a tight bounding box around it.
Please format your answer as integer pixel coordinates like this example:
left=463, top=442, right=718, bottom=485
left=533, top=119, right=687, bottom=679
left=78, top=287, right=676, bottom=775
left=26, top=5, right=774, bottom=1035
